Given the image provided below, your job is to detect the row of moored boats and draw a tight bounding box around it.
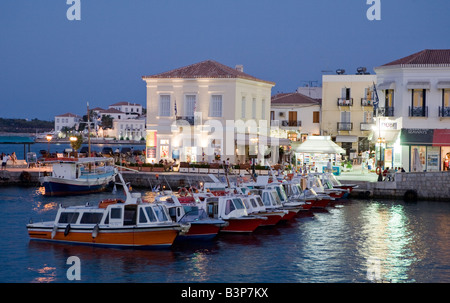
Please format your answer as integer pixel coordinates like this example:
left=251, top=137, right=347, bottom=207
left=27, top=169, right=357, bottom=248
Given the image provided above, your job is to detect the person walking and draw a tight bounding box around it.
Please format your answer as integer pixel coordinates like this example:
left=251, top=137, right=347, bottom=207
left=2, top=154, right=10, bottom=170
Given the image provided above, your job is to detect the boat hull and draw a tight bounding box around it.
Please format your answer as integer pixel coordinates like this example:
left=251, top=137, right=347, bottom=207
left=258, top=212, right=285, bottom=226
left=42, top=178, right=114, bottom=196
left=27, top=225, right=180, bottom=247
left=176, top=222, right=222, bottom=240
left=220, top=217, right=264, bottom=233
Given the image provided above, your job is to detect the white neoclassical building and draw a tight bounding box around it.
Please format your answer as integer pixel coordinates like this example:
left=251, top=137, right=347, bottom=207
left=374, top=49, right=450, bottom=171
left=142, top=60, right=284, bottom=164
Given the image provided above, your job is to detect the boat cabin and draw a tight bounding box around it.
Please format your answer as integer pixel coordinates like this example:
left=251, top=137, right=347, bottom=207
left=204, top=196, right=249, bottom=220
left=240, top=195, right=266, bottom=214
left=54, top=200, right=173, bottom=228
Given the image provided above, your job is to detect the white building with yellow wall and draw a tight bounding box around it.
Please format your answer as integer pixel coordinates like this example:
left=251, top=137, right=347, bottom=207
left=142, top=60, right=281, bottom=164
left=321, top=73, right=377, bottom=157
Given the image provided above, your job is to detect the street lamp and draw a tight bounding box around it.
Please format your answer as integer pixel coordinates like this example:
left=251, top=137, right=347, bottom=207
left=46, top=134, right=52, bottom=155
left=70, top=136, right=78, bottom=157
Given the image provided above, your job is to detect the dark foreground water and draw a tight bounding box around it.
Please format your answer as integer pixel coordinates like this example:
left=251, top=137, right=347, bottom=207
left=1, top=186, right=450, bottom=284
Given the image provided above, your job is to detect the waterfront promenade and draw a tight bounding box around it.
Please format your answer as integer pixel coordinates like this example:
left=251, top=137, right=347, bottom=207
left=2, top=163, right=448, bottom=201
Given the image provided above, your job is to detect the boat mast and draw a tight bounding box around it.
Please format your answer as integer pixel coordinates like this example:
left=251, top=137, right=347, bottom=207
left=87, top=102, right=91, bottom=157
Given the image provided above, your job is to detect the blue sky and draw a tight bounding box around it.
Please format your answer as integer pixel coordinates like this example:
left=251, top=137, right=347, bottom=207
left=1, top=0, right=449, bottom=120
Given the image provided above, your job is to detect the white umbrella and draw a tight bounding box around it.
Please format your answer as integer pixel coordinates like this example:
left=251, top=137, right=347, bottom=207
left=413, top=148, right=423, bottom=172
left=294, top=136, right=346, bottom=154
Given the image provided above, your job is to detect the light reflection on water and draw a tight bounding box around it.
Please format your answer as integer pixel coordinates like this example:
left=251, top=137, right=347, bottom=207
left=1, top=186, right=450, bottom=283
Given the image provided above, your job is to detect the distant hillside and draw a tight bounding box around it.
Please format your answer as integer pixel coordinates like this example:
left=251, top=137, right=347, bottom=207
left=0, top=118, right=53, bottom=133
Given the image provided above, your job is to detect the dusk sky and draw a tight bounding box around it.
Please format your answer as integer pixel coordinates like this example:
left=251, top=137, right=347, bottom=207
left=1, top=0, right=449, bottom=121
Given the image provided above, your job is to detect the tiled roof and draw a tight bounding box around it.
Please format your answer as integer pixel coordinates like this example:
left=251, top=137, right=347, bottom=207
left=109, top=102, right=141, bottom=106
left=382, top=49, right=450, bottom=67
left=271, top=92, right=321, bottom=105
left=100, top=108, right=124, bottom=114
left=142, top=60, right=275, bottom=85
left=55, top=113, right=81, bottom=118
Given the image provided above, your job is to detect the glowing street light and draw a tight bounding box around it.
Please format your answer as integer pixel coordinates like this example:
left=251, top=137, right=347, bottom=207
left=46, top=134, right=52, bottom=155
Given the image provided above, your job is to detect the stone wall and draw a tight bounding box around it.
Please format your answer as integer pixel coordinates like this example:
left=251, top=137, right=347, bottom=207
left=366, top=171, right=450, bottom=201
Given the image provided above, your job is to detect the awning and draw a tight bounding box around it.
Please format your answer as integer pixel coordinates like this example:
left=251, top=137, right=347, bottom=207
left=294, top=136, right=345, bottom=154
left=400, top=128, right=434, bottom=145
left=400, top=128, right=450, bottom=146
left=371, top=130, right=400, bottom=144
left=236, top=134, right=291, bottom=146
left=335, top=135, right=358, bottom=143
left=433, top=129, right=450, bottom=146
left=377, top=81, right=396, bottom=90
left=406, top=81, right=431, bottom=89
left=437, top=81, right=450, bottom=89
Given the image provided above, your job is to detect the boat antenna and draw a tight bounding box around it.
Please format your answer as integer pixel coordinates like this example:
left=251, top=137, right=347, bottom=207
left=87, top=102, right=91, bottom=157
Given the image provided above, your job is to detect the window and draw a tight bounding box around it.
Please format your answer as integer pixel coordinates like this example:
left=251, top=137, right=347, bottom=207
left=261, top=99, right=266, bottom=119
left=159, top=95, right=171, bottom=116
left=145, top=207, right=157, bottom=222
left=110, top=208, right=122, bottom=219
left=443, top=89, right=450, bottom=107
left=58, top=212, right=79, bottom=224
left=225, top=199, right=235, bottom=215
left=241, top=97, right=246, bottom=118
left=80, top=212, right=103, bottom=224
left=139, top=208, right=147, bottom=223
left=252, top=98, right=256, bottom=118
left=313, top=111, right=320, bottom=123
left=153, top=205, right=168, bottom=222
left=210, top=95, right=222, bottom=117
left=185, top=95, right=196, bottom=116
left=411, top=89, right=426, bottom=116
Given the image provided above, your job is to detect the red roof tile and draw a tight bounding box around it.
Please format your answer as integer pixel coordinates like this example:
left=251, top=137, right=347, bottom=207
left=271, top=92, right=321, bottom=105
left=382, top=49, right=450, bottom=67
left=55, top=113, right=81, bottom=118
left=142, top=60, right=275, bottom=85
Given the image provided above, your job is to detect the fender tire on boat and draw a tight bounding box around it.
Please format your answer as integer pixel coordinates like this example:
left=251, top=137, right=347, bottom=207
left=51, top=225, right=58, bottom=239
left=404, top=190, right=418, bottom=202
left=64, top=224, right=71, bottom=237
left=92, top=224, right=99, bottom=239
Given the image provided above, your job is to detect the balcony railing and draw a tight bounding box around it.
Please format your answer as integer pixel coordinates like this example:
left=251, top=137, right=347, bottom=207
left=360, top=122, right=375, bottom=131
left=376, top=107, right=395, bottom=117
left=176, top=116, right=195, bottom=125
left=361, top=98, right=374, bottom=106
left=439, top=106, right=450, bottom=117
left=337, top=122, right=353, bottom=131
left=408, top=106, right=428, bottom=117
left=281, top=120, right=302, bottom=127
left=337, top=98, right=353, bottom=106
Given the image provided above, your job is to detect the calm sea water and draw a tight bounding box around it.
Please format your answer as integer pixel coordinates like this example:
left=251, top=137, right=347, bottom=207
left=1, top=185, right=450, bottom=284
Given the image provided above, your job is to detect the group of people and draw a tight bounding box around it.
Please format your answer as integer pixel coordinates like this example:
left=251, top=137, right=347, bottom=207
left=1, top=152, right=17, bottom=170
left=382, top=166, right=406, bottom=181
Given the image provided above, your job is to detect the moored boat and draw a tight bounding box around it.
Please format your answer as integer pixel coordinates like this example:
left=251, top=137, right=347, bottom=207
left=156, top=194, right=228, bottom=240
left=39, top=157, right=117, bottom=196
left=27, top=173, right=190, bottom=248
left=204, top=195, right=266, bottom=233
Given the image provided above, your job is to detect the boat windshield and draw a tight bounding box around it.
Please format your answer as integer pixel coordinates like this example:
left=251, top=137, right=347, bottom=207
left=232, top=198, right=245, bottom=209
left=153, top=205, right=168, bottom=222
left=261, top=192, right=272, bottom=207
left=179, top=208, right=208, bottom=223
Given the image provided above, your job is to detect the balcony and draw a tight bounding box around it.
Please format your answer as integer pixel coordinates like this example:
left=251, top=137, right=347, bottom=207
left=281, top=120, right=302, bottom=127
left=361, top=98, right=374, bottom=107
left=176, top=116, right=195, bottom=125
left=337, top=122, right=353, bottom=131
left=408, top=106, right=428, bottom=117
left=376, top=107, right=395, bottom=117
left=337, top=98, right=353, bottom=106
left=360, top=122, right=375, bottom=131
left=439, top=106, right=450, bottom=117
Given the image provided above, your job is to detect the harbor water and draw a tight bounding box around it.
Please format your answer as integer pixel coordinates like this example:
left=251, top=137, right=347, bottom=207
left=1, top=186, right=450, bottom=283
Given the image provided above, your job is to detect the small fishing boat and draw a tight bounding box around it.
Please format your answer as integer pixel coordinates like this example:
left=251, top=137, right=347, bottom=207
left=27, top=173, right=190, bottom=248
left=240, top=194, right=288, bottom=226
left=321, top=172, right=358, bottom=194
left=204, top=195, right=267, bottom=233
left=40, top=157, right=117, bottom=196
left=156, top=194, right=228, bottom=240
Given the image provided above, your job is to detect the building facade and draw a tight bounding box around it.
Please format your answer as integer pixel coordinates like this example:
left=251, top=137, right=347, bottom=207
left=142, top=60, right=279, bottom=164
left=321, top=73, right=377, bottom=158
left=374, top=49, right=450, bottom=172
left=54, top=113, right=82, bottom=135
left=270, top=92, right=321, bottom=143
